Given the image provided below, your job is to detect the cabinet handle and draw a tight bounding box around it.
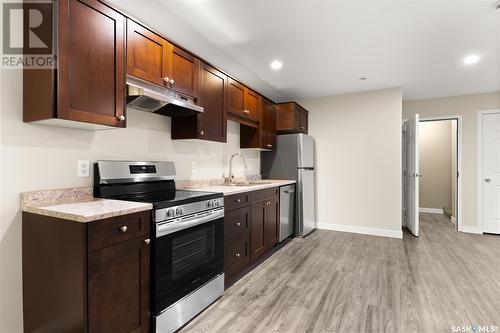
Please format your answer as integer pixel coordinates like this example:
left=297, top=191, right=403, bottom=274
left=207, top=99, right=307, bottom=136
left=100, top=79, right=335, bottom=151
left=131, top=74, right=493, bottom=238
left=163, top=77, right=170, bottom=83
left=117, top=115, right=125, bottom=121
left=266, top=144, right=272, bottom=148
left=243, top=110, right=250, bottom=114
left=144, top=238, right=150, bottom=245
left=236, top=199, right=241, bottom=203
left=169, top=79, right=175, bottom=85
left=235, top=253, right=241, bottom=258
left=485, top=178, right=491, bottom=183
left=119, top=225, right=128, bottom=233
left=235, top=222, right=241, bottom=226
left=199, top=130, right=204, bottom=136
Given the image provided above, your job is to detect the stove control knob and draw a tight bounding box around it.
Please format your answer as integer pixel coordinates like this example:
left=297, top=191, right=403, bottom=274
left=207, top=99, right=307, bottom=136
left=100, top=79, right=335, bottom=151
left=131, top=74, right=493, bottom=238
left=167, top=209, right=175, bottom=218
left=207, top=200, right=213, bottom=208
left=176, top=207, right=183, bottom=216
left=214, top=200, right=219, bottom=207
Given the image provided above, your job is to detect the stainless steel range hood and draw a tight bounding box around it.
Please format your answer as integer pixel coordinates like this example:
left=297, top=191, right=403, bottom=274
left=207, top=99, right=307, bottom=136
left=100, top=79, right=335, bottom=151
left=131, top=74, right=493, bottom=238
left=126, top=75, right=203, bottom=117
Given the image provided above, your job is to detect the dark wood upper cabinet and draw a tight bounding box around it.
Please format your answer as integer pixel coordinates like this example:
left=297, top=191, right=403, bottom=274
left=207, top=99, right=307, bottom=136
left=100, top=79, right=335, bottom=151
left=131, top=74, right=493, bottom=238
left=227, top=78, right=245, bottom=116
left=127, top=20, right=199, bottom=98
left=240, top=97, right=277, bottom=150
left=126, top=19, right=170, bottom=87
left=170, top=46, right=199, bottom=98
left=23, top=0, right=126, bottom=129
left=276, top=102, right=309, bottom=134
left=227, top=78, right=260, bottom=127
left=172, top=62, right=227, bottom=142
left=244, top=89, right=261, bottom=122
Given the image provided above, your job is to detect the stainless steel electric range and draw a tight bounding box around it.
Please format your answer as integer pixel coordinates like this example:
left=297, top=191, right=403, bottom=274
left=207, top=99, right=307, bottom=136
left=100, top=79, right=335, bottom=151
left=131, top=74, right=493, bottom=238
left=94, top=160, right=224, bottom=333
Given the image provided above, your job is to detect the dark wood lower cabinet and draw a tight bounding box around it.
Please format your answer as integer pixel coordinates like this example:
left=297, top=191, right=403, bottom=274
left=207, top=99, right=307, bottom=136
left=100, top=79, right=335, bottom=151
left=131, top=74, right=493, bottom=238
left=22, top=211, right=151, bottom=333
left=224, top=188, right=280, bottom=287
left=88, top=237, right=150, bottom=333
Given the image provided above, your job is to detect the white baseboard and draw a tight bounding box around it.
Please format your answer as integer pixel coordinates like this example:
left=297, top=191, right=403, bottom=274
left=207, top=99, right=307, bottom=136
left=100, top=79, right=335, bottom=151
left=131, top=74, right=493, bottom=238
left=419, top=207, right=444, bottom=214
left=458, top=225, right=482, bottom=234
left=316, top=223, right=403, bottom=239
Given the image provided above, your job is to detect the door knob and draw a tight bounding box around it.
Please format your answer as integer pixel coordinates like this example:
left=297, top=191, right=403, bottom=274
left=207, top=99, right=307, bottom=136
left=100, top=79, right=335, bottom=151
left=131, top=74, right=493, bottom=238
left=119, top=225, right=128, bottom=232
left=199, top=130, right=204, bottom=136
left=169, top=79, right=175, bottom=85
left=235, top=253, right=240, bottom=258
left=163, top=77, right=170, bottom=83
left=485, top=178, right=491, bottom=183
left=234, top=222, right=241, bottom=226
left=144, top=238, right=151, bottom=245
left=117, top=115, right=125, bottom=121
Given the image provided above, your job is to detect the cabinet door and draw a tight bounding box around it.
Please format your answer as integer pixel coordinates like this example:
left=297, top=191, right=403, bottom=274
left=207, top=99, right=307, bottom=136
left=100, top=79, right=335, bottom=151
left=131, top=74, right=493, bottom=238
left=170, top=46, right=199, bottom=98
left=250, top=200, right=267, bottom=261
left=227, top=78, right=245, bottom=117
left=264, top=196, right=279, bottom=250
left=224, top=235, right=250, bottom=280
left=262, top=98, right=276, bottom=150
left=57, top=0, right=125, bottom=127
left=88, top=237, right=150, bottom=333
left=127, top=19, right=171, bottom=87
left=197, top=63, right=227, bottom=142
left=299, top=108, right=308, bottom=133
left=244, top=89, right=260, bottom=121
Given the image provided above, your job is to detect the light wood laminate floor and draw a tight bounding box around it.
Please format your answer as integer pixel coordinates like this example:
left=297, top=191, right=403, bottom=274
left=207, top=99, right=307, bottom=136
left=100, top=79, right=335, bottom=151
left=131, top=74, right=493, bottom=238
left=181, top=214, right=500, bottom=333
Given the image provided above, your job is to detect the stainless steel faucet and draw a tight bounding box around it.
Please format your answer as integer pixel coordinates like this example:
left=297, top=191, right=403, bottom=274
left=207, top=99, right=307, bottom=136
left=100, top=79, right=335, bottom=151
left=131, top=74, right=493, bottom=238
left=227, top=153, right=247, bottom=184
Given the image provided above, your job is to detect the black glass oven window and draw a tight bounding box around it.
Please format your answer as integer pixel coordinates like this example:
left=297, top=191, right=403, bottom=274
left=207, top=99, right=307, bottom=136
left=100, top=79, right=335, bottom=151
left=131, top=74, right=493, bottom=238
left=172, top=226, right=215, bottom=280
left=153, top=218, right=223, bottom=314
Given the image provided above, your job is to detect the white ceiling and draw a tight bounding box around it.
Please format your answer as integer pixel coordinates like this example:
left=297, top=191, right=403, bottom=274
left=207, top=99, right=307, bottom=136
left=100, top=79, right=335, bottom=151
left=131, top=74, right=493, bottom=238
left=112, top=0, right=500, bottom=102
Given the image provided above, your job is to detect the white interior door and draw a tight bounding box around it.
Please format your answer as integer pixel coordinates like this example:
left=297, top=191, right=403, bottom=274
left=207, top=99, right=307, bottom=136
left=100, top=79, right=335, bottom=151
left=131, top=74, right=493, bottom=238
left=482, top=113, right=500, bottom=234
left=405, top=114, right=420, bottom=236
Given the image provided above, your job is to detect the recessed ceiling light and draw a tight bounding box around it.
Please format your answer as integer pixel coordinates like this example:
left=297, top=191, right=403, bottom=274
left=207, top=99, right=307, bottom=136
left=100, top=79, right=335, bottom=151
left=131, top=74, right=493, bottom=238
left=463, top=54, right=481, bottom=65
left=270, top=60, right=282, bottom=70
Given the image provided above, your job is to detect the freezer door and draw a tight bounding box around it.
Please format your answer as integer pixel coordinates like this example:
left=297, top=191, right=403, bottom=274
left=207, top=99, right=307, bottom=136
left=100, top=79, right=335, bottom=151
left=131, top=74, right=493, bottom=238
left=297, top=168, right=316, bottom=236
left=298, top=134, right=315, bottom=168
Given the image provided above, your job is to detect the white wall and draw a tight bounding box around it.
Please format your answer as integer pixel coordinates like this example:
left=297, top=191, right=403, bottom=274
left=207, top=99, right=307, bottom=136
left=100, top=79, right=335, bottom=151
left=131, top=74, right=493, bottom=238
left=403, top=92, right=500, bottom=230
left=301, top=88, right=403, bottom=238
left=0, top=69, right=259, bottom=332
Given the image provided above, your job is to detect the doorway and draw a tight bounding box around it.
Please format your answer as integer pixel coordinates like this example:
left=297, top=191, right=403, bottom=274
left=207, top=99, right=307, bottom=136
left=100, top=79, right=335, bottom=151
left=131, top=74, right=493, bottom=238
left=419, top=118, right=459, bottom=229
left=403, top=115, right=462, bottom=236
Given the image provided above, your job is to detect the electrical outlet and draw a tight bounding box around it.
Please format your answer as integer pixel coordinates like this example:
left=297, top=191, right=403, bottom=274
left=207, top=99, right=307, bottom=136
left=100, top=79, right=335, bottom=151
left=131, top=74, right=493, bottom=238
left=77, top=160, right=90, bottom=177
left=191, top=162, right=197, bottom=173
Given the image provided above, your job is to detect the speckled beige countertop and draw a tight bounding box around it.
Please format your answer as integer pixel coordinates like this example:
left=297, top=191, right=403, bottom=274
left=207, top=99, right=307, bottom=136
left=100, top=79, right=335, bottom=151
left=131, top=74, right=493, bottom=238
left=21, top=187, right=152, bottom=223
left=183, top=179, right=296, bottom=196
left=20, top=179, right=294, bottom=223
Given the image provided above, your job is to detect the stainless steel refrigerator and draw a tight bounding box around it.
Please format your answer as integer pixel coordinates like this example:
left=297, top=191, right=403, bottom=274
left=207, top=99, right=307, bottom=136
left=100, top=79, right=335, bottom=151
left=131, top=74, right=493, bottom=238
left=261, top=134, right=316, bottom=237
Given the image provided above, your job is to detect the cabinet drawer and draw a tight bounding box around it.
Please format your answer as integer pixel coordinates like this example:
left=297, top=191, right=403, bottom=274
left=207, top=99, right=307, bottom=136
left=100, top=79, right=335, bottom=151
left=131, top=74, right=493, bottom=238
left=224, top=235, right=250, bottom=278
left=225, top=206, right=250, bottom=239
left=88, top=211, right=151, bottom=252
left=225, top=192, right=250, bottom=211
left=251, top=187, right=279, bottom=202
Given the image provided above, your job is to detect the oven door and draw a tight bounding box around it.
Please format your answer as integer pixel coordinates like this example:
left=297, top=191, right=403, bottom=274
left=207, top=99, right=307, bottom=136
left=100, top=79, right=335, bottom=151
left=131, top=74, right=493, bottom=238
left=153, top=209, right=224, bottom=314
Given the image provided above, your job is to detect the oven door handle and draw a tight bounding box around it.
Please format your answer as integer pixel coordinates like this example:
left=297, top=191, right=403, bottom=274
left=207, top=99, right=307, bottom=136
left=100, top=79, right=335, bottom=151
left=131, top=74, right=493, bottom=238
left=156, top=208, right=224, bottom=237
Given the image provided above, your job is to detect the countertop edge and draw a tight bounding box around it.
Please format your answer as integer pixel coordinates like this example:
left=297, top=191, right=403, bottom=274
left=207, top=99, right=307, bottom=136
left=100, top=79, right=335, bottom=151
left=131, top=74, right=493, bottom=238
left=22, top=201, right=153, bottom=223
